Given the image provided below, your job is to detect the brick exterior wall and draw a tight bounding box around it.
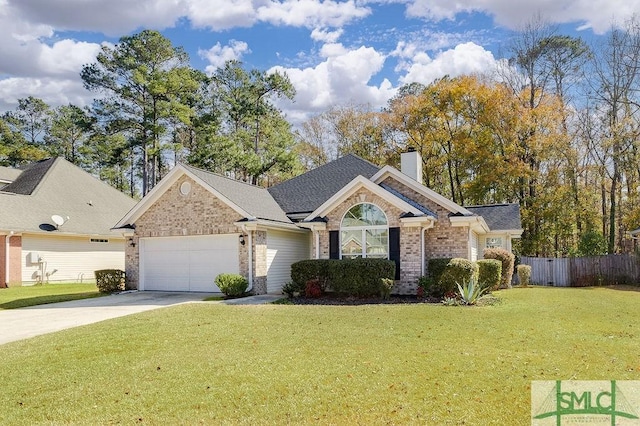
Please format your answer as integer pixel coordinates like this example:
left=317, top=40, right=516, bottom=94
left=253, top=231, right=267, bottom=294
left=315, top=189, right=421, bottom=294
left=313, top=179, right=471, bottom=295
left=381, top=177, right=470, bottom=265
left=0, top=235, right=5, bottom=287
left=126, top=175, right=263, bottom=293
left=1, top=235, right=29, bottom=286
left=8, top=236, right=22, bottom=286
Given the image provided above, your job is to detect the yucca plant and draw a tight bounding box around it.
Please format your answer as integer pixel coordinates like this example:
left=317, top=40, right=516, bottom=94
left=456, top=278, right=487, bottom=305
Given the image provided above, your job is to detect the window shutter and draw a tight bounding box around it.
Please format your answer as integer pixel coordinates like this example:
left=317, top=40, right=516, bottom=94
left=389, top=227, right=400, bottom=280
left=329, top=230, right=339, bottom=259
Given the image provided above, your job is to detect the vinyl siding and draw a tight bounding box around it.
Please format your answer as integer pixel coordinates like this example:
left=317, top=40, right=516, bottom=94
left=470, top=231, right=479, bottom=261
left=266, top=230, right=311, bottom=293
left=21, top=234, right=125, bottom=283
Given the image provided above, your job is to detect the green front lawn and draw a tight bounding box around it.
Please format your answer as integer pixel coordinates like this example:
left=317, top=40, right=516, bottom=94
left=1, top=287, right=638, bottom=424
left=0, top=283, right=102, bottom=309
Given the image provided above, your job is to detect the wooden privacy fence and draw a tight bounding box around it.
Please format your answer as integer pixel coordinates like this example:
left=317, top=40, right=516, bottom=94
left=520, top=254, right=640, bottom=287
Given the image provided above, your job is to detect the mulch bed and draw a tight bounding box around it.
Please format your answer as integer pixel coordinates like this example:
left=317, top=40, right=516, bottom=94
left=287, top=294, right=441, bottom=305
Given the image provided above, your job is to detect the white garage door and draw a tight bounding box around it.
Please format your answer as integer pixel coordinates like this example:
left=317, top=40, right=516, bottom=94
left=140, top=234, right=239, bottom=292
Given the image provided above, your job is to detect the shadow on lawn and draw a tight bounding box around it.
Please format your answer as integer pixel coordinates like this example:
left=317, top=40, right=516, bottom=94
left=0, top=292, right=103, bottom=310
left=528, top=284, right=640, bottom=292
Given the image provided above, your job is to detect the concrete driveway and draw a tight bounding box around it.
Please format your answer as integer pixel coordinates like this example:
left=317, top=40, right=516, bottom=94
left=0, top=291, right=215, bottom=345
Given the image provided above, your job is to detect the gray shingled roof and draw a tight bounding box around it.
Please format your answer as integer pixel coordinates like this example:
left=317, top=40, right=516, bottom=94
left=183, top=164, right=292, bottom=223
left=380, top=183, right=437, bottom=217
left=268, top=154, right=380, bottom=215
left=465, top=203, right=522, bottom=231
left=0, top=158, right=136, bottom=236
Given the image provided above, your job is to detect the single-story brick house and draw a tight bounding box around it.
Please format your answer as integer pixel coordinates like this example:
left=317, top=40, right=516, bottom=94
left=115, top=152, right=522, bottom=294
left=0, top=158, right=136, bottom=287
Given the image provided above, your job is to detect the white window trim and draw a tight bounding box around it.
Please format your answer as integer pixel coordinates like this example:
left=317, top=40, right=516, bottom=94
left=339, top=203, right=389, bottom=259
left=485, top=236, right=503, bottom=249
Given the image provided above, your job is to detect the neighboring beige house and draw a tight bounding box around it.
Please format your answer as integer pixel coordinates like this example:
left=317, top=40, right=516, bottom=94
left=0, top=158, right=136, bottom=287
left=115, top=152, right=522, bottom=295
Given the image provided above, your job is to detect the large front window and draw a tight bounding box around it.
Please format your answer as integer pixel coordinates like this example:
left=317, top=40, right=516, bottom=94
left=340, top=203, right=388, bottom=259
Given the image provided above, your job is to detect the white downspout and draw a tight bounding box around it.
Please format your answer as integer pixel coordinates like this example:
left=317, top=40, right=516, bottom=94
left=421, top=222, right=434, bottom=276
left=241, top=225, right=253, bottom=292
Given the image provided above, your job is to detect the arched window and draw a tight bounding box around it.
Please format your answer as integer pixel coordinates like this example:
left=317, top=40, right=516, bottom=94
left=340, top=203, right=388, bottom=259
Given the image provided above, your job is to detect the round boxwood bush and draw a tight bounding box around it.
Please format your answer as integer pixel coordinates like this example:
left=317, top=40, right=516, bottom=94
left=94, top=269, right=125, bottom=293
left=477, top=259, right=502, bottom=291
left=214, top=273, right=248, bottom=297
left=437, top=258, right=479, bottom=298
left=483, top=248, right=515, bottom=289
left=517, top=264, right=532, bottom=287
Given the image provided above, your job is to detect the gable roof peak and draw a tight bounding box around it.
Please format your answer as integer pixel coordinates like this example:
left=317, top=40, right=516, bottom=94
left=180, top=162, right=261, bottom=189
left=268, top=154, right=380, bottom=215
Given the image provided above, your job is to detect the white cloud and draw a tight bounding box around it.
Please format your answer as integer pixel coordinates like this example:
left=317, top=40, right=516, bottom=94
left=38, top=40, right=103, bottom=77
left=186, top=0, right=370, bottom=31
left=271, top=43, right=396, bottom=123
left=199, top=40, right=251, bottom=74
left=398, top=42, right=498, bottom=85
left=310, top=28, right=343, bottom=43
left=0, top=3, right=100, bottom=78
left=185, top=0, right=257, bottom=30
left=0, top=2, right=102, bottom=112
left=0, top=77, right=93, bottom=111
left=9, top=0, right=186, bottom=36
left=256, top=0, right=370, bottom=29
left=403, top=0, right=637, bottom=34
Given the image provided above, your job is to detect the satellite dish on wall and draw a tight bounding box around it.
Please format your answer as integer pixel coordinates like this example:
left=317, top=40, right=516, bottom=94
left=51, top=215, right=69, bottom=229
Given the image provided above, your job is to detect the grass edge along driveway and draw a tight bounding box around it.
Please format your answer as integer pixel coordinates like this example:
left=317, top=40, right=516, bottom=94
left=0, top=286, right=638, bottom=425
left=0, top=283, right=102, bottom=309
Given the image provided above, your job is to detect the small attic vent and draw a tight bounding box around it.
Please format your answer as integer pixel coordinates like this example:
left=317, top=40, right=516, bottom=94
left=180, top=181, right=192, bottom=195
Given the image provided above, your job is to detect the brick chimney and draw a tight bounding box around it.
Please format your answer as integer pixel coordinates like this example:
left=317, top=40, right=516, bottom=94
left=400, top=148, right=422, bottom=183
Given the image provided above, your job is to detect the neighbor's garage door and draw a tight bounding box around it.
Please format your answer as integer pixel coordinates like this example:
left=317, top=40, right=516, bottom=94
left=140, top=234, right=239, bottom=292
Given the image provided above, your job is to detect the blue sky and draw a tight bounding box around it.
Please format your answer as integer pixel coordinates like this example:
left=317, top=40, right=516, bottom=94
left=0, top=0, right=637, bottom=123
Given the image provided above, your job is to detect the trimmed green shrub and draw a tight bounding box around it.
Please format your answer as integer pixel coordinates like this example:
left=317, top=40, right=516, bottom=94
left=94, top=269, right=125, bottom=293
left=483, top=248, right=515, bottom=289
left=420, top=258, right=453, bottom=297
left=290, top=258, right=395, bottom=297
left=437, top=258, right=479, bottom=297
left=214, top=273, right=248, bottom=297
left=427, top=258, right=452, bottom=284
left=329, top=258, right=395, bottom=296
left=290, top=259, right=333, bottom=290
left=517, top=264, right=532, bottom=287
left=477, top=259, right=502, bottom=291
left=380, top=278, right=395, bottom=300
left=416, top=275, right=432, bottom=298
left=281, top=281, right=302, bottom=298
